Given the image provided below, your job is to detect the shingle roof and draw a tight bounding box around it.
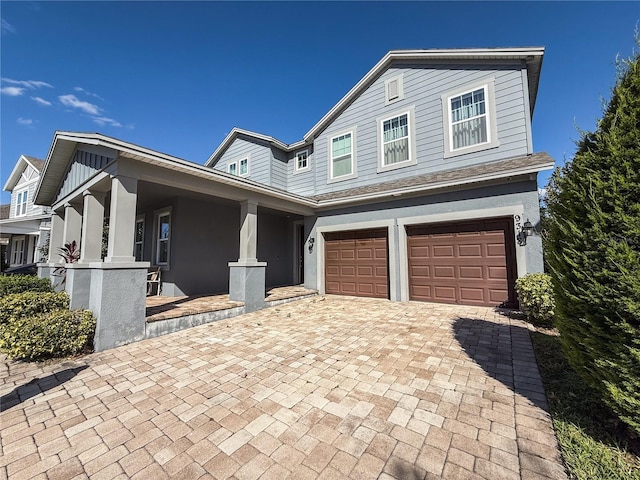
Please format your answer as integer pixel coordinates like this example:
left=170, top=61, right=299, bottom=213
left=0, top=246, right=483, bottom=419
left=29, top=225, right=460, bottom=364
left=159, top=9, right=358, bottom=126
left=24, top=156, right=45, bottom=172
left=311, top=152, right=554, bottom=202
left=0, top=204, right=10, bottom=220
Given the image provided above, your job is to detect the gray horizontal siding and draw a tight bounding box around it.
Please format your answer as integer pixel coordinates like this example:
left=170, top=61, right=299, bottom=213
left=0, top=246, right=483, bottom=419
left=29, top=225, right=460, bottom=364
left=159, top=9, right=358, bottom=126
left=286, top=146, right=315, bottom=196
left=55, top=150, right=113, bottom=203
left=215, top=137, right=271, bottom=185
left=11, top=179, right=44, bottom=217
left=270, top=148, right=288, bottom=191
left=305, top=61, right=529, bottom=197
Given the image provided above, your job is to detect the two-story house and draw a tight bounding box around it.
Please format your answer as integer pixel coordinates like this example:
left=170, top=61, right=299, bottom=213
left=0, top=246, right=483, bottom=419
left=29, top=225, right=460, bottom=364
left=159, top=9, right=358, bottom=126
left=34, top=47, right=553, bottom=350
left=1, top=155, right=51, bottom=273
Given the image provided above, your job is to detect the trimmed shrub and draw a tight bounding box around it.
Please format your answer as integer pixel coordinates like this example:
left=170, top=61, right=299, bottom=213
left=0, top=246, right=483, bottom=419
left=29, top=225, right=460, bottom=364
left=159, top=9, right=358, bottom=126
left=515, top=273, right=555, bottom=326
left=0, top=274, right=53, bottom=298
left=0, top=291, right=70, bottom=325
left=545, top=45, right=640, bottom=432
left=0, top=309, right=95, bottom=361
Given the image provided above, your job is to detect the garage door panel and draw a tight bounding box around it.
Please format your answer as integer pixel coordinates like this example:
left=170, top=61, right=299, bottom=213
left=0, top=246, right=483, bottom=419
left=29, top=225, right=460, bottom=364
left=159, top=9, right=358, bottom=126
left=408, top=218, right=516, bottom=307
left=325, top=229, right=388, bottom=299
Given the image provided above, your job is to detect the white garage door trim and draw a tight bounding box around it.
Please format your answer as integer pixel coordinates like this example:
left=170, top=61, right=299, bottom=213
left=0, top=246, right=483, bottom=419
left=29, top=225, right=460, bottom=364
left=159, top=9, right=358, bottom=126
left=397, top=206, right=526, bottom=302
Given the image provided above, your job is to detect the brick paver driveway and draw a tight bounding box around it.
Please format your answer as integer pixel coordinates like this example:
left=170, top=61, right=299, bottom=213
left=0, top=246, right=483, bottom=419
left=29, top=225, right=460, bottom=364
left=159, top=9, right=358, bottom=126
left=1, top=296, right=567, bottom=480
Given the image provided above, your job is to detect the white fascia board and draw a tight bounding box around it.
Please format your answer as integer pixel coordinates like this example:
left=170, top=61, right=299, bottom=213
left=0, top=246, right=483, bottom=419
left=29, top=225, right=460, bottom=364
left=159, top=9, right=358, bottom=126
left=3, top=155, right=31, bottom=192
left=316, top=160, right=554, bottom=209
left=304, top=47, right=545, bottom=141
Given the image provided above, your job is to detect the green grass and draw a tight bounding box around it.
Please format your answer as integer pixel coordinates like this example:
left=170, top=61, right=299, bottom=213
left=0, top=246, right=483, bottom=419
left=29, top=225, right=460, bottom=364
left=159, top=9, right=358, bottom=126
left=530, top=330, right=640, bottom=480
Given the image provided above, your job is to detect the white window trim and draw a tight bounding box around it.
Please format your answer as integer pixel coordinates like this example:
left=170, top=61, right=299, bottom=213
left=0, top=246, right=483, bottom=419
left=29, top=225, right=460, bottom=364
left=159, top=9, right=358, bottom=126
left=327, top=128, right=357, bottom=184
left=134, top=215, right=145, bottom=262
left=442, top=77, right=500, bottom=158
left=10, top=236, right=25, bottom=266
left=15, top=188, right=29, bottom=217
left=294, top=149, right=310, bottom=174
left=154, top=208, right=171, bottom=267
left=227, top=161, right=238, bottom=175
left=227, top=155, right=250, bottom=177
left=384, top=74, right=404, bottom=105
left=377, top=106, right=417, bottom=173
left=239, top=157, right=249, bottom=177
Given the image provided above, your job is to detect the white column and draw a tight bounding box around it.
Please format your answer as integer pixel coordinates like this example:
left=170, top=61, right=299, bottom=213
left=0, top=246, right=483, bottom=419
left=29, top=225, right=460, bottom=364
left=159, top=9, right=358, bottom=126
left=105, top=175, right=137, bottom=263
left=48, top=211, right=65, bottom=262
left=238, top=200, right=258, bottom=263
left=80, top=190, right=105, bottom=263
left=62, top=203, right=82, bottom=248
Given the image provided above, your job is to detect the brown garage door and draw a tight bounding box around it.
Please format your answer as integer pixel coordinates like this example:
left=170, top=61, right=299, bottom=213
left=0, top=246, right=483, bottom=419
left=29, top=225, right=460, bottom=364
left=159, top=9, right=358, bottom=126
left=407, top=218, right=516, bottom=307
left=325, top=229, right=388, bottom=299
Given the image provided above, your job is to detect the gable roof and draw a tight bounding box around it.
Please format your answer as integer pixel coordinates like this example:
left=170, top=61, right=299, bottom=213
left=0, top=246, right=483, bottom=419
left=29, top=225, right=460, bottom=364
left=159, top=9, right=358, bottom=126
left=3, top=155, right=46, bottom=192
left=206, top=47, right=545, bottom=167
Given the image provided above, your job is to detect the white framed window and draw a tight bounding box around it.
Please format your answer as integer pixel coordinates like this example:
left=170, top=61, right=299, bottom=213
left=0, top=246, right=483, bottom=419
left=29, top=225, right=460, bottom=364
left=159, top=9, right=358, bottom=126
left=328, top=129, right=357, bottom=182
left=239, top=157, right=249, bottom=176
left=228, top=162, right=237, bottom=175
left=294, top=150, right=309, bottom=173
left=377, top=107, right=416, bottom=172
left=10, top=236, right=25, bottom=265
left=442, top=78, right=499, bottom=158
left=385, top=74, right=404, bottom=105
left=134, top=216, right=145, bottom=262
left=15, top=189, right=28, bottom=216
left=155, top=209, right=171, bottom=266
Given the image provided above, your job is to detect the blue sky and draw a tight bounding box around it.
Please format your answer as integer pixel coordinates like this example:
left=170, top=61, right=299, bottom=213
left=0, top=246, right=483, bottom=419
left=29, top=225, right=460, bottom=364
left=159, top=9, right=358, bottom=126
left=1, top=1, right=638, bottom=204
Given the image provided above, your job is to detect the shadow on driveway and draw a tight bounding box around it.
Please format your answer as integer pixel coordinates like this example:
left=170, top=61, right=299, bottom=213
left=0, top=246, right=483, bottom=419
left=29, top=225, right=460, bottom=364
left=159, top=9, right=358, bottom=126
left=1, top=365, right=88, bottom=412
left=453, top=315, right=550, bottom=412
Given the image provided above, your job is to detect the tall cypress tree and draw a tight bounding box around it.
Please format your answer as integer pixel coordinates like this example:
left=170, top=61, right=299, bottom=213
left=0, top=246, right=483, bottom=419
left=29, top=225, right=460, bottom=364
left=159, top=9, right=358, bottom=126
left=545, top=44, right=640, bottom=432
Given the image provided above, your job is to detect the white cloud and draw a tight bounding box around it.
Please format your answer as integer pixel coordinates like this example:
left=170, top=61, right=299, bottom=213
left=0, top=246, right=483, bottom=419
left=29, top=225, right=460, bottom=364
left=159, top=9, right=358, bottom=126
left=74, top=86, right=104, bottom=100
left=31, top=96, right=52, bottom=106
left=1, top=19, right=15, bottom=35
left=1, top=78, right=53, bottom=89
left=17, top=117, right=33, bottom=125
left=59, top=94, right=101, bottom=115
left=92, top=116, right=122, bottom=127
left=1, top=86, right=24, bottom=96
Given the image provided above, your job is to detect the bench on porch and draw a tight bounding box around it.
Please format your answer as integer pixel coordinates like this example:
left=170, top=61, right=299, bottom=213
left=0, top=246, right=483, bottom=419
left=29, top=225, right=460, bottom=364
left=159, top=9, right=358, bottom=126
left=147, top=267, right=162, bottom=296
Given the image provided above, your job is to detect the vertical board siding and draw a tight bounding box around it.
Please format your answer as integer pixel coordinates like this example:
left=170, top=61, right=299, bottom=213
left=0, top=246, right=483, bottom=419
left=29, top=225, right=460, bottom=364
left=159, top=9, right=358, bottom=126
left=304, top=62, right=529, bottom=197
left=215, top=137, right=271, bottom=185
left=55, top=150, right=112, bottom=203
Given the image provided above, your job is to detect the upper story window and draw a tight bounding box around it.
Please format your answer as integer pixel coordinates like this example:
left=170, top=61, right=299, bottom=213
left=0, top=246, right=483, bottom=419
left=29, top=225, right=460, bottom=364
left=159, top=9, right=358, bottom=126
left=295, top=150, right=309, bottom=173
left=442, top=78, right=499, bottom=158
left=156, top=210, right=171, bottom=266
left=377, top=107, right=416, bottom=173
left=15, top=189, right=28, bottom=216
left=228, top=157, right=249, bottom=177
left=328, top=130, right=357, bottom=182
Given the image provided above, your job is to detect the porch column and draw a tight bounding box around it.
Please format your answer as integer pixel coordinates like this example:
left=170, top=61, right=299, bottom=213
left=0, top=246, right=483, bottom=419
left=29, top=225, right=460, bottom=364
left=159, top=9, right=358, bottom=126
left=38, top=210, right=65, bottom=290
left=80, top=190, right=105, bottom=263
left=229, top=200, right=266, bottom=312
left=105, top=175, right=137, bottom=263
left=62, top=202, right=82, bottom=247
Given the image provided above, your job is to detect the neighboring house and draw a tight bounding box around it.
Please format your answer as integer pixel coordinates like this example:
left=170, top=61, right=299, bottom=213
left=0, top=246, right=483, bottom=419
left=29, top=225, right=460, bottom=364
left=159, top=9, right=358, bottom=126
left=34, top=47, right=553, bottom=351
left=1, top=155, right=51, bottom=273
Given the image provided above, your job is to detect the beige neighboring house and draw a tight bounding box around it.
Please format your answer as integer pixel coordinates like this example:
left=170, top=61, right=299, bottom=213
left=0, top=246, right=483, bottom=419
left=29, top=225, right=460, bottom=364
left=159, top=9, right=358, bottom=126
left=1, top=155, right=51, bottom=273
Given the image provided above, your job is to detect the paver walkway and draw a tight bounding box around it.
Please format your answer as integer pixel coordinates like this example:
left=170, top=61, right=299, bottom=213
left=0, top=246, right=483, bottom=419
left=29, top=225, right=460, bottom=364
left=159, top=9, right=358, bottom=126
left=0, top=296, right=567, bottom=480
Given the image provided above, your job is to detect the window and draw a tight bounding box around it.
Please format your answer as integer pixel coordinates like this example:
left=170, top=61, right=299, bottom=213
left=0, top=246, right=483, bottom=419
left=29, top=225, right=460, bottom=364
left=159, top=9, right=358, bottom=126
left=156, top=211, right=171, bottom=265
left=442, top=79, right=499, bottom=157
left=329, top=130, right=356, bottom=181
left=377, top=108, right=416, bottom=172
left=385, top=75, right=404, bottom=105
left=228, top=162, right=237, bottom=175
left=134, top=217, right=144, bottom=261
left=10, top=237, right=25, bottom=265
left=295, top=150, right=309, bottom=172
left=15, top=190, right=28, bottom=216
left=239, top=157, right=248, bottom=176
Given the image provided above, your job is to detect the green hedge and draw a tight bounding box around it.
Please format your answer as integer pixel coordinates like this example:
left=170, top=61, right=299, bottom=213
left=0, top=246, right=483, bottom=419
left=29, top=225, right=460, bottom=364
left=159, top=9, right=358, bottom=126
left=515, top=273, right=556, bottom=327
left=0, top=275, right=53, bottom=298
left=0, top=292, right=70, bottom=325
left=0, top=309, right=96, bottom=361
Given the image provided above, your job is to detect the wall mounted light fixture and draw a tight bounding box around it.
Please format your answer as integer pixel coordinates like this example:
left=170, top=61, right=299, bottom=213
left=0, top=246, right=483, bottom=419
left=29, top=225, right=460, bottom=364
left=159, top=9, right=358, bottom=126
left=308, top=237, right=315, bottom=253
left=515, top=215, right=536, bottom=246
